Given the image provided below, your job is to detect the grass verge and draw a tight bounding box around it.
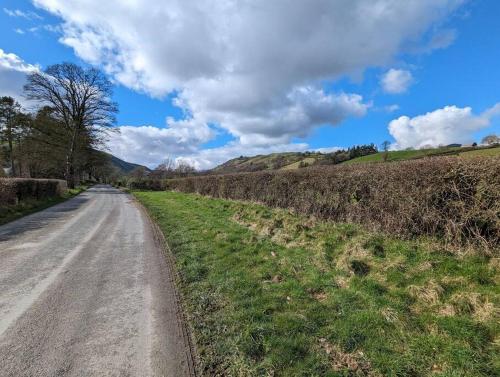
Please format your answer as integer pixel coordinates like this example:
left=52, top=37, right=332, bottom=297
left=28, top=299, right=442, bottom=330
left=0, top=185, right=89, bottom=226
left=134, top=191, right=499, bottom=376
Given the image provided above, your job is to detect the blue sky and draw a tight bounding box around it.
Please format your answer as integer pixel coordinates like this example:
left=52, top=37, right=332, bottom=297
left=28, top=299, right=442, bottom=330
left=0, top=0, right=499, bottom=168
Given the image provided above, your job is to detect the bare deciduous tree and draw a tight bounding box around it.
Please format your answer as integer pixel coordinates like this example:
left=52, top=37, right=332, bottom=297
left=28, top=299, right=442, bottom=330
left=24, top=63, right=118, bottom=187
left=381, top=140, right=391, bottom=162
left=129, top=166, right=148, bottom=179
left=175, top=161, right=196, bottom=176
left=150, top=157, right=176, bottom=179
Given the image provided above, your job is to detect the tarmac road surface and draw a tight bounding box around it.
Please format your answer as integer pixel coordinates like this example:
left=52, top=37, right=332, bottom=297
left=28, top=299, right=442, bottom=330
left=0, top=185, right=196, bottom=377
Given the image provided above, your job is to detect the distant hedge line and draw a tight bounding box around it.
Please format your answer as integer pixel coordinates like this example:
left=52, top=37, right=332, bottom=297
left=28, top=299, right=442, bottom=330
left=132, top=157, right=500, bottom=250
left=0, top=178, right=67, bottom=206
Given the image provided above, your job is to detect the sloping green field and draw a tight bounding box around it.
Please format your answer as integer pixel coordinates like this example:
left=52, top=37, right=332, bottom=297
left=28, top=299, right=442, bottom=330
left=281, top=157, right=317, bottom=170
left=344, top=147, right=458, bottom=164
left=212, top=146, right=500, bottom=173
left=345, top=146, right=500, bottom=164
left=459, top=146, right=500, bottom=158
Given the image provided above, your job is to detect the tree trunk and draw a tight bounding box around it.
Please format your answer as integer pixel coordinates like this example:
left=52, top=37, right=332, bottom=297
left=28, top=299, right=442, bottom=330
left=8, top=140, right=15, bottom=177
left=7, top=124, right=15, bottom=177
left=65, top=154, right=75, bottom=188
left=66, top=127, right=79, bottom=188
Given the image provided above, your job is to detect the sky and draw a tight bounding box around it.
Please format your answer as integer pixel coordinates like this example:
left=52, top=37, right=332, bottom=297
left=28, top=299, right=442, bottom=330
left=0, top=0, right=499, bottom=169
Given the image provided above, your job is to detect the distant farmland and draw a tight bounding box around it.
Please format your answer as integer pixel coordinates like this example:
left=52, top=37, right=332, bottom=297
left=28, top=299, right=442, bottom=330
left=211, top=145, right=500, bottom=174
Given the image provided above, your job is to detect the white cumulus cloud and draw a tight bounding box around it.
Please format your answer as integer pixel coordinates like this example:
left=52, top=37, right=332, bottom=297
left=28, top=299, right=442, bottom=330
left=32, top=0, right=463, bottom=150
left=380, top=69, right=414, bottom=94
left=388, top=104, right=500, bottom=149
left=0, top=49, right=39, bottom=106
left=105, top=120, right=215, bottom=168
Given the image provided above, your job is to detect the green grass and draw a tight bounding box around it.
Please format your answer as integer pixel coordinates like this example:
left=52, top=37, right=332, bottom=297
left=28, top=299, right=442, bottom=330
left=214, top=152, right=325, bottom=172
left=459, top=146, right=500, bottom=158
left=345, top=146, right=500, bottom=164
left=135, top=191, right=499, bottom=376
left=344, top=147, right=459, bottom=164
left=281, top=157, right=317, bottom=170
left=212, top=146, right=500, bottom=173
left=0, top=185, right=88, bottom=226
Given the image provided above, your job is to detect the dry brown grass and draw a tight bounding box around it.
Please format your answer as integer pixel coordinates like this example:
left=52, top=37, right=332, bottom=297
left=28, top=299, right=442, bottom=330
left=408, top=280, right=444, bottom=306
left=449, top=292, right=496, bottom=322
left=319, top=338, right=377, bottom=376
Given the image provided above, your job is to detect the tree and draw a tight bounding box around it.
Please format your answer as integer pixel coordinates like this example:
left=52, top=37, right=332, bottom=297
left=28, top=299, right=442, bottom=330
left=150, top=157, right=176, bottom=179
left=129, top=166, right=148, bottom=179
left=175, top=161, right=196, bottom=176
left=21, top=106, right=70, bottom=178
left=381, top=140, right=391, bottom=162
left=381, top=140, right=391, bottom=152
left=24, top=63, right=118, bottom=187
left=0, top=97, right=22, bottom=176
left=481, top=134, right=500, bottom=145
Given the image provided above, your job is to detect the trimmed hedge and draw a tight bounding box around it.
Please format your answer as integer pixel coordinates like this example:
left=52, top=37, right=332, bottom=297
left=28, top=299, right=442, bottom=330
left=0, top=178, right=68, bottom=206
left=156, top=157, right=499, bottom=250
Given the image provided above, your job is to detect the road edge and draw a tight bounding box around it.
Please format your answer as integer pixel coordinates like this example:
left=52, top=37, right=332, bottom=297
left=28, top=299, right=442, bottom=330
left=134, top=196, right=199, bottom=377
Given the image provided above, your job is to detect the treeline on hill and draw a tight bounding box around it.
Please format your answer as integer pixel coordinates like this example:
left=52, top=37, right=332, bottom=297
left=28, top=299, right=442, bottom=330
left=130, top=156, right=500, bottom=250
left=0, top=63, right=120, bottom=187
left=318, top=144, right=378, bottom=165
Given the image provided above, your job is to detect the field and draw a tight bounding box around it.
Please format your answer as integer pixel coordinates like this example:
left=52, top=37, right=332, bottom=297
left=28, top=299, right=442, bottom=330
left=135, top=191, right=499, bottom=376
left=458, top=147, right=500, bottom=158
left=210, top=146, right=500, bottom=173
left=345, top=146, right=500, bottom=164
left=344, top=147, right=459, bottom=164
left=281, top=157, right=317, bottom=170
left=213, top=152, right=325, bottom=173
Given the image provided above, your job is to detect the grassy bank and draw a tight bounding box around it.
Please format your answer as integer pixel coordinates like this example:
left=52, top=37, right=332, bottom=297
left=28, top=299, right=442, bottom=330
left=135, top=191, right=499, bottom=377
left=0, top=185, right=88, bottom=226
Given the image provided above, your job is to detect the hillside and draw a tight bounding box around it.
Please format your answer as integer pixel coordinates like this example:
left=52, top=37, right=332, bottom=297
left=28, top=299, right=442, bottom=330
left=104, top=152, right=150, bottom=174
left=212, top=145, right=500, bottom=173
left=212, top=152, right=325, bottom=173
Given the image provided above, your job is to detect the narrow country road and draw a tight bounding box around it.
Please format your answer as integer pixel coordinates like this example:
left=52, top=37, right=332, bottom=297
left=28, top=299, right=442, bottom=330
left=0, top=185, right=196, bottom=377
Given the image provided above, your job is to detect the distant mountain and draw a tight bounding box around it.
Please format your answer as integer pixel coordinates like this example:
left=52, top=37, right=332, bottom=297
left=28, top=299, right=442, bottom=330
left=104, top=152, right=151, bottom=174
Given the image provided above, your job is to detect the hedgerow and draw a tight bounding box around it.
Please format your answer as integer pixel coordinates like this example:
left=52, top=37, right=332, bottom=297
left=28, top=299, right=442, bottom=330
left=135, top=157, right=500, bottom=250
left=0, top=178, right=67, bottom=205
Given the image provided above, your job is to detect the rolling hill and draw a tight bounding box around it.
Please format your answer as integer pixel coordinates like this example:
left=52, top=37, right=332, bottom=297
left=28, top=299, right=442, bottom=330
left=212, top=145, right=500, bottom=173
left=103, top=152, right=150, bottom=174
left=212, top=152, right=325, bottom=173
